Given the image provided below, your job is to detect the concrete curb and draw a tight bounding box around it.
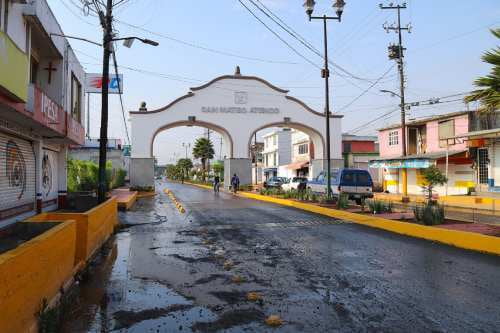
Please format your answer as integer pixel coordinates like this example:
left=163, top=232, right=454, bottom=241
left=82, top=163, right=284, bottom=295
left=182, top=182, right=500, bottom=256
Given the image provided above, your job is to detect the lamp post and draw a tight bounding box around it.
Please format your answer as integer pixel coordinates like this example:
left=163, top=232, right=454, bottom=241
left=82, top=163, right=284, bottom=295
left=303, top=0, right=345, bottom=201
left=182, top=143, right=191, bottom=159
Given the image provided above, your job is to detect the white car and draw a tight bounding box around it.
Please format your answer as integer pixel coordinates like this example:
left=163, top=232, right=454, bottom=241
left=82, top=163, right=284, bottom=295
left=281, top=177, right=308, bottom=191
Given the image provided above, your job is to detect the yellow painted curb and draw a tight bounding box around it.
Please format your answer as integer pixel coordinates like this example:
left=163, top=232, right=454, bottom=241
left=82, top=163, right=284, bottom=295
left=163, top=188, right=186, bottom=214
left=238, top=192, right=500, bottom=256
left=184, top=181, right=213, bottom=190
left=137, top=191, right=157, bottom=198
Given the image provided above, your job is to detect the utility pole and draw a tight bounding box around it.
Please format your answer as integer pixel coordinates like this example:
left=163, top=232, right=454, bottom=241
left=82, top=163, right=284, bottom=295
left=207, top=129, right=211, bottom=176
left=380, top=2, right=411, bottom=201
left=97, top=0, right=113, bottom=203
left=254, top=132, right=258, bottom=185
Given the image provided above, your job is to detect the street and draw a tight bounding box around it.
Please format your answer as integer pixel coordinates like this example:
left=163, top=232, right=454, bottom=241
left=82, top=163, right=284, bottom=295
left=58, top=182, right=500, bottom=332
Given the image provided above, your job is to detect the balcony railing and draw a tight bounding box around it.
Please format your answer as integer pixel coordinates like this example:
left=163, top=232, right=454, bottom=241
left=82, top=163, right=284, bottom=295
left=0, top=30, right=29, bottom=102
left=26, top=84, right=66, bottom=136
left=66, top=114, right=85, bottom=145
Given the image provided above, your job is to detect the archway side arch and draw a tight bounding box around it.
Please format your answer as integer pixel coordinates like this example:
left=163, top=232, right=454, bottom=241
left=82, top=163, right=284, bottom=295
left=150, top=120, right=234, bottom=159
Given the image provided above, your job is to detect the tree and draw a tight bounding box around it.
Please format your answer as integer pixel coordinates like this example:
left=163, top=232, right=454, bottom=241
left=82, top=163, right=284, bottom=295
left=192, top=137, right=214, bottom=179
left=464, top=29, right=500, bottom=114
left=212, top=161, right=224, bottom=178
left=420, top=165, right=448, bottom=200
left=177, top=158, right=193, bottom=179
left=165, top=164, right=182, bottom=180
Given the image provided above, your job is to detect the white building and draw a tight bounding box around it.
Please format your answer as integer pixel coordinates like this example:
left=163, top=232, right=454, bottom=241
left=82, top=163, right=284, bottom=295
left=0, top=0, right=86, bottom=227
left=262, top=129, right=292, bottom=180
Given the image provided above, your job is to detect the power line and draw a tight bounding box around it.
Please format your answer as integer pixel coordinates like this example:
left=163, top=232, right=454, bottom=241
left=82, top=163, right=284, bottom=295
left=336, top=64, right=395, bottom=112
left=247, top=0, right=378, bottom=83
left=114, top=19, right=300, bottom=65
left=237, top=0, right=321, bottom=69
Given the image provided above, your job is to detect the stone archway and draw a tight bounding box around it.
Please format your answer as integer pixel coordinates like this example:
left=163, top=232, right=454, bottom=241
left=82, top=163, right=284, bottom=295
left=129, top=67, right=344, bottom=188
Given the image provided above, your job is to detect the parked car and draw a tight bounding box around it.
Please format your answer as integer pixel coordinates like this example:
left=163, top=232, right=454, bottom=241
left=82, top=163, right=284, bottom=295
left=282, top=177, right=308, bottom=191
left=264, top=176, right=287, bottom=189
left=307, top=169, right=373, bottom=204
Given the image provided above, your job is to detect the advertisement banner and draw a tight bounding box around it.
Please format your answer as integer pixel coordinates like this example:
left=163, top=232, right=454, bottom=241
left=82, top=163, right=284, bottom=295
left=85, top=73, right=123, bottom=94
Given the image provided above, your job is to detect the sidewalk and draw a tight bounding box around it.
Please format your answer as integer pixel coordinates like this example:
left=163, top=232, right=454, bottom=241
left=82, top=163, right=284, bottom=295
left=373, top=193, right=500, bottom=225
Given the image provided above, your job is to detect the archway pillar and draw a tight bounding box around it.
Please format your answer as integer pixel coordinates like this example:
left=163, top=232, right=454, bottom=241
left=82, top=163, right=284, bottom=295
left=131, top=158, right=155, bottom=188
left=224, top=158, right=252, bottom=190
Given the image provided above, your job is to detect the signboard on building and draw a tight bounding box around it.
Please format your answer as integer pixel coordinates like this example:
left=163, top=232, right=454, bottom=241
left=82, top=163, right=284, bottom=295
left=85, top=73, right=123, bottom=94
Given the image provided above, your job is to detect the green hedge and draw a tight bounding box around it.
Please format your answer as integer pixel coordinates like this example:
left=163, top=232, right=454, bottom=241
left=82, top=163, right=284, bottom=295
left=68, top=159, right=127, bottom=193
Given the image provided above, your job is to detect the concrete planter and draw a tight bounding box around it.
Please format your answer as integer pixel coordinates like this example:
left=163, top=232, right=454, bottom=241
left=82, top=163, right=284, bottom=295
left=0, top=220, right=77, bottom=333
left=27, top=197, right=118, bottom=266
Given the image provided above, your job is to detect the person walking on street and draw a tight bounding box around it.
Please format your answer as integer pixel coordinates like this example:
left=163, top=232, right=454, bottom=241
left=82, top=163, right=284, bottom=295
left=213, top=175, right=221, bottom=193
left=231, top=173, right=240, bottom=194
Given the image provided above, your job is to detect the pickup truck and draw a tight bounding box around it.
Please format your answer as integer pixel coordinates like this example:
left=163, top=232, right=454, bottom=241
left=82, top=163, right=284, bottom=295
left=307, top=169, right=373, bottom=204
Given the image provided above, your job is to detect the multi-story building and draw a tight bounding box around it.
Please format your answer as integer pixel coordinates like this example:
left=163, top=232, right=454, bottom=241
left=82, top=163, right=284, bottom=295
left=370, top=111, right=475, bottom=196
left=278, top=129, right=313, bottom=179
left=262, top=129, right=291, bottom=180
left=342, top=134, right=380, bottom=184
left=0, top=0, right=86, bottom=227
left=453, top=111, right=500, bottom=193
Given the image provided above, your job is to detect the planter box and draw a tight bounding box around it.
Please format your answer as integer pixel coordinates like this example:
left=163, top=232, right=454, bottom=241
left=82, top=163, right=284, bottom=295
left=27, top=197, right=118, bottom=265
left=0, top=220, right=76, bottom=333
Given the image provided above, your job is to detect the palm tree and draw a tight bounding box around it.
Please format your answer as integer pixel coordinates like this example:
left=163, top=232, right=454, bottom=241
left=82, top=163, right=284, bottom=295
left=192, top=138, right=214, bottom=179
left=464, top=29, right=500, bottom=114
left=177, top=158, right=193, bottom=179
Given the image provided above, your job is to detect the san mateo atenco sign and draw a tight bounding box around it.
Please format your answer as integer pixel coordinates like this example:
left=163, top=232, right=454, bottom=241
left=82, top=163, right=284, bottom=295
left=201, top=106, right=279, bottom=114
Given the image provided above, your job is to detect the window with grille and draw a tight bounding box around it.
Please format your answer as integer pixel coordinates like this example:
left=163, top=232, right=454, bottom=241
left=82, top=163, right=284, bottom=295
left=478, top=148, right=489, bottom=184
left=71, top=73, right=82, bottom=123
left=388, top=131, right=399, bottom=146
left=298, top=143, right=308, bottom=155
left=439, top=119, right=455, bottom=148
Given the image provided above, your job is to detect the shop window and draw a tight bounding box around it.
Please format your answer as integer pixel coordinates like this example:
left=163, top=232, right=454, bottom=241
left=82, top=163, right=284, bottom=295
left=438, top=119, right=454, bottom=148
left=388, top=130, right=399, bottom=146
left=71, top=73, right=82, bottom=122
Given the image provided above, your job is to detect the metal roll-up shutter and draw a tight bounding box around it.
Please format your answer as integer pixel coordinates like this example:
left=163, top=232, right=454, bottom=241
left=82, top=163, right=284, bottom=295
left=0, top=132, right=36, bottom=220
left=42, top=148, right=58, bottom=205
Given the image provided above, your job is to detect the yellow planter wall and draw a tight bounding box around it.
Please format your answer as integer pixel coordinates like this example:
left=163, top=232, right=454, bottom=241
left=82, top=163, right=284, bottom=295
left=0, top=221, right=76, bottom=333
left=0, top=30, right=28, bottom=102
left=27, top=197, right=118, bottom=265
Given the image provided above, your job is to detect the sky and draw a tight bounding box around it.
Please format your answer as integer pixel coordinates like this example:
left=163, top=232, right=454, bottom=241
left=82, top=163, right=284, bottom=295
left=47, top=0, right=500, bottom=164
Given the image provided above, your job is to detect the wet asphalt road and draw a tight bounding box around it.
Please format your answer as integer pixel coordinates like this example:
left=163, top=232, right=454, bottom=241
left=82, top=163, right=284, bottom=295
left=58, top=181, right=500, bottom=332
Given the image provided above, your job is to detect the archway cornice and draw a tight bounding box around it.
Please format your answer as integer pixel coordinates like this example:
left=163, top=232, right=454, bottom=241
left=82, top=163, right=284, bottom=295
left=130, top=92, right=195, bottom=115
left=285, top=96, right=344, bottom=119
left=190, top=75, right=289, bottom=94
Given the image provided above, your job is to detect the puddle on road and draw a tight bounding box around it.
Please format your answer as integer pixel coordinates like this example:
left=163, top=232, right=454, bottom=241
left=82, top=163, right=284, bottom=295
left=57, top=231, right=220, bottom=332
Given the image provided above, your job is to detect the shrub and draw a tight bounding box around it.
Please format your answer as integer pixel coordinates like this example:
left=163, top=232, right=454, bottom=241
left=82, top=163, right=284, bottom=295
left=368, top=200, right=392, bottom=214
left=420, top=165, right=448, bottom=200
left=337, top=193, right=349, bottom=209
left=414, top=202, right=445, bottom=225
left=112, top=169, right=127, bottom=189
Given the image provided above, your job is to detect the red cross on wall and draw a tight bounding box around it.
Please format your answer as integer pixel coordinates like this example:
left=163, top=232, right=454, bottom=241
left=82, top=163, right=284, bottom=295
left=43, top=62, right=57, bottom=84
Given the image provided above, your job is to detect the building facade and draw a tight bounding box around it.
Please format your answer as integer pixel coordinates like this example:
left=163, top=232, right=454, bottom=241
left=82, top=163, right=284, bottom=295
left=342, top=134, right=381, bottom=184
left=371, top=111, right=474, bottom=196
left=454, top=111, right=500, bottom=193
left=0, top=0, right=85, bottom=227
left=262, top=129, right=291, bottom=180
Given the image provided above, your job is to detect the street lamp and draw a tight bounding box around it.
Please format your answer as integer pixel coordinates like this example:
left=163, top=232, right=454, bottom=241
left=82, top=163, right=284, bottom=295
left=380, top=89, right=401, bottom=98
left=304, top=0, right=346, bottom=202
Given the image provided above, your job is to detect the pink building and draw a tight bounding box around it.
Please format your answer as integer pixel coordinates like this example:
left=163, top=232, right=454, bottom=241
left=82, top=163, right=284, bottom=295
left=371, top=111, right=475, bottom=196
